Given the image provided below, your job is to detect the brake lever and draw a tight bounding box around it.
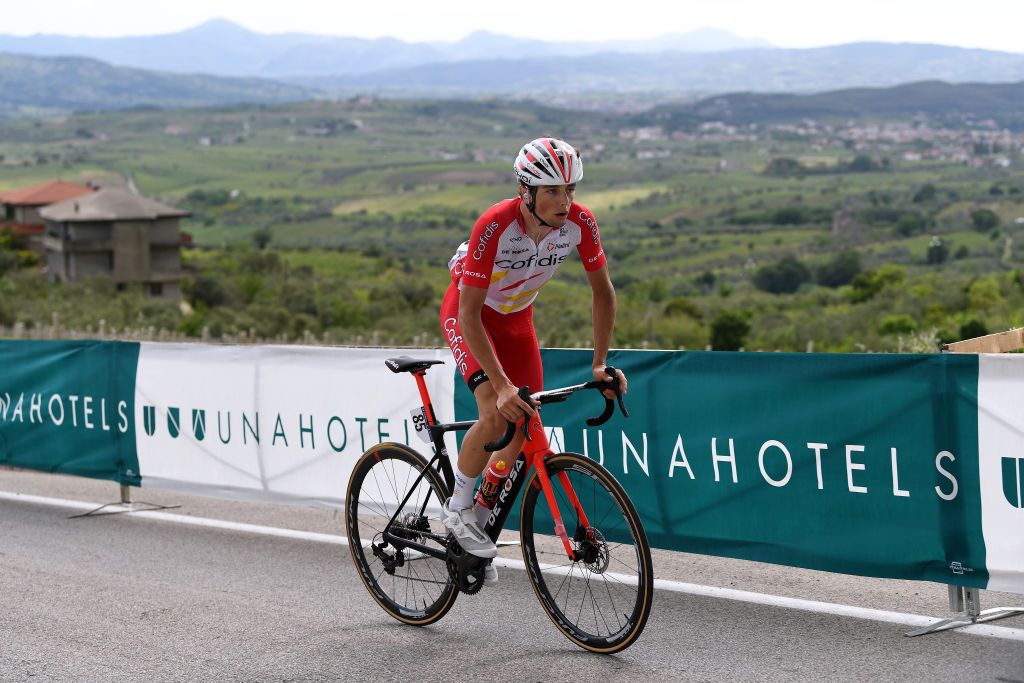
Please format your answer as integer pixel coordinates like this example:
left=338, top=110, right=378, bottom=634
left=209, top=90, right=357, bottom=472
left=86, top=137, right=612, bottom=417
left=585, top=365, right=628, bottom=426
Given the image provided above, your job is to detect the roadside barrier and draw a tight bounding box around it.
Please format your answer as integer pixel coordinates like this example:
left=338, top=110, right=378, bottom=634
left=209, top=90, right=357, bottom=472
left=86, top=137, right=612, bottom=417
left=1, top=339, right=1021, bottom=631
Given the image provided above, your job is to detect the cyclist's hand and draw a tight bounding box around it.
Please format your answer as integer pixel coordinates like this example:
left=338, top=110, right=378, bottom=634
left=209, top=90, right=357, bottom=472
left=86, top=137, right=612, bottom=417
left=495, top=382, right=537, bottom=423
left=593, top=366, right=628, bottom=399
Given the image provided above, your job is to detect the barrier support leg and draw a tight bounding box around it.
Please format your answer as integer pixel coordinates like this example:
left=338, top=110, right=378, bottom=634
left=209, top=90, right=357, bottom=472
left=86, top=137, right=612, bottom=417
left=68, top=483, right=180, bottom=519
left=906, top=586, right=1024, bottom=636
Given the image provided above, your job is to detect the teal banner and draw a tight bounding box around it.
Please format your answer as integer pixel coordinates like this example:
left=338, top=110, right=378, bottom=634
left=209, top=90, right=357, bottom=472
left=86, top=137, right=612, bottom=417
left=0, top=340, right=141, bottom=485
left=4, top=340, right=1019, bottom=592
left=455, top=349, right=990, bottom=589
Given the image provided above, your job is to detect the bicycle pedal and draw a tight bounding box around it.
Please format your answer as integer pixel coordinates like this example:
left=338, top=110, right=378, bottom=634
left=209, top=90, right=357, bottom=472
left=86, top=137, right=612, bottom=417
left=495, top=540, right=519, bottom=548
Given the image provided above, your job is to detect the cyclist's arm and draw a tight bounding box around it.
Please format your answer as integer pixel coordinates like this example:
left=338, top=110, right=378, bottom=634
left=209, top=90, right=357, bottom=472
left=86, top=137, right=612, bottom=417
left=586, top=264, right=627, bottom=395
left=458, top=285, right=536, bottom=420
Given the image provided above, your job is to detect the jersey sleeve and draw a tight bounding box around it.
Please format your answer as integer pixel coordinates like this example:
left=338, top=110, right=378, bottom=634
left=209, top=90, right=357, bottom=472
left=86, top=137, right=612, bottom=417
left=459, top=204, right=504, bottom=289
left=572, top=204, right=607, bottom=272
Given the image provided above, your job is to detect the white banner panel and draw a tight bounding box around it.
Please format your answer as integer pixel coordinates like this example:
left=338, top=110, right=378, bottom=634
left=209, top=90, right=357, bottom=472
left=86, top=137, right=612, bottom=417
left=977, top=354, right=1024, bottom=592
left=134, top=344, right=456, bottom=508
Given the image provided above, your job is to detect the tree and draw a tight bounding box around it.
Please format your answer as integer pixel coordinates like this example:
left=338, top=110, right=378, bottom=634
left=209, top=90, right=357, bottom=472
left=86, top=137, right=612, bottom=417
left=252, top=228, right=273, bottom=250
left=187, top=276, right=227, bottom=308
left=959, top=320, right=988, bottom=340
left=879, top=314, right=917, bottom=336
left=926, top=236, right=949, bottom=265
left=710, top=310, right=750, bottom=351
left=912, top=184, right=937, bottom=203
left=753, top=255, right=811, bottom=294
left=895, top=213, right=927, bottom=237
left=694, top=271, right=716, bottom=292
left=971, top=209, right=1000, bottom=231
left=850, top=264, right=906, bottom=303
left=816, top=250, right=862, bottom=288
left=845, top=155, right=877, bottom=172
left=663, top=297, right=703, bottom=320
left=762, top=157, right=806, bottom=178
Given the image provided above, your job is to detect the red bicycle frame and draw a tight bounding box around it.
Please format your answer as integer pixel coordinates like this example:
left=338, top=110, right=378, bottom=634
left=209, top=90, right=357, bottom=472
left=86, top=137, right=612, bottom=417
left=407, top=367, right=602, bottom=562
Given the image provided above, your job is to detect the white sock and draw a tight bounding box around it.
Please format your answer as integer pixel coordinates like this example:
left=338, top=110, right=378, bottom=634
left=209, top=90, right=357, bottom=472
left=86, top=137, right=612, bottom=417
left=450, top=465, right=477, bottom=511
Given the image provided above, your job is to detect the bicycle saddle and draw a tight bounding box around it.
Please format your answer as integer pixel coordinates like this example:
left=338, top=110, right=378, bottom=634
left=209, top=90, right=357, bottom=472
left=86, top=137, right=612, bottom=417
left=385, top=356, right=445, bottom=374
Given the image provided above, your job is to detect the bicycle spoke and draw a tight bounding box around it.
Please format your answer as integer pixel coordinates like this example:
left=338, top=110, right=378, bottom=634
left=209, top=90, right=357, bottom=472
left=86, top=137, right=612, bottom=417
left=347, top=446, right=457, bottom=625
left=522, top=454, right=652, bottom=651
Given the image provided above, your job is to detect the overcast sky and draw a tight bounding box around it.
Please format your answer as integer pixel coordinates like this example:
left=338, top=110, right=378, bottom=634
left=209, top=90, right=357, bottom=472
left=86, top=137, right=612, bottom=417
left=4, top=0, right=1022, bottom=53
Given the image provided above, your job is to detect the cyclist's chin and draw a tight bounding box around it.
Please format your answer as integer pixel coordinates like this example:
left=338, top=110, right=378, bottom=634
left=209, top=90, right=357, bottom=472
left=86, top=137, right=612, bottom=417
left=547, top=213, right=569, bottom=227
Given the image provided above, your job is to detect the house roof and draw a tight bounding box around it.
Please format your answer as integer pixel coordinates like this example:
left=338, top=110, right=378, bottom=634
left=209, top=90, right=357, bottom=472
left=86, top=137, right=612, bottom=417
left=0, top=180, right=94, bottom=206
left=39, top=187, right=190, bottom=222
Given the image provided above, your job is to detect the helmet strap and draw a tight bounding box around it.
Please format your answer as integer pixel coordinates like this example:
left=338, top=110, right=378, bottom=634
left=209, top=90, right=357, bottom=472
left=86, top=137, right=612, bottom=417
left=522, top=186, right=559, bottom=229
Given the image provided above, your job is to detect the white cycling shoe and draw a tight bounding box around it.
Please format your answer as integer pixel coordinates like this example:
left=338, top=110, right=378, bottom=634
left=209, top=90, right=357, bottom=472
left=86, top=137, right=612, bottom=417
left=483, top=563, right=498, bottom=587
left=441, top=499, right=497, bottom=559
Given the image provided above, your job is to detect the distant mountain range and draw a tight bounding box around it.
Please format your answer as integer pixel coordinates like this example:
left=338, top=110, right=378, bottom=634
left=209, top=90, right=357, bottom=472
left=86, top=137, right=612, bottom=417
left=310, top=42, right=1024, bottom=96
left=0, top=19, right=772, bottom=78
left=0, top=53, right=311, bottom=116
left=2, top=48, right=1021, bottom=131
left=3, top=20, right=1022, bottom=98
left=636, top=80, right=1024, bottom=128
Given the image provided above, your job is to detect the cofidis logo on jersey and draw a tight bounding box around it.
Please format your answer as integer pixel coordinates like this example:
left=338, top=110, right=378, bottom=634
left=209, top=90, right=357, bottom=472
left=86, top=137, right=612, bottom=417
left=472, top=221, right=500, bottom=260
left=577, top=211, right=600, bottom=244
left=496, top=253, right=569, bottom=270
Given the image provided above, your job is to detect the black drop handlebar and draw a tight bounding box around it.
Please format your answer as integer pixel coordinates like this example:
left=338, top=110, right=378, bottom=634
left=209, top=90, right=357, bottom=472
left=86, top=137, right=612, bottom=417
left=483, top=366, right=629, bottom=452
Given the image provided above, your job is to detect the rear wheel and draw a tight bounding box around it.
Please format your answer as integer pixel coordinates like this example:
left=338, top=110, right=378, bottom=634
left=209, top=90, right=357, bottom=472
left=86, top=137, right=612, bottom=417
left=520, top=452, right=654, bottom=653
left=345, top=443, right=457, bottom=625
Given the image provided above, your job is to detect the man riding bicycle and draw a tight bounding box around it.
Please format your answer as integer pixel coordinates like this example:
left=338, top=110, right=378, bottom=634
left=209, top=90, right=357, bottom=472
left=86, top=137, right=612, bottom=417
left=440, top=136, right=628, bottom=586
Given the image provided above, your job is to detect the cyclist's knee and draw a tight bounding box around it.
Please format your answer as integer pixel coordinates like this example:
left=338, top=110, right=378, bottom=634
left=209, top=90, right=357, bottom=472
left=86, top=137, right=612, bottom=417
left=476, top=408, right=507, bottom=436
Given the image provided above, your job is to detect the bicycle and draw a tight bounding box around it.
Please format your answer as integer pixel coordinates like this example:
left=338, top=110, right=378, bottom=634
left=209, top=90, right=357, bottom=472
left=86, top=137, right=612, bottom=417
left=345, top=356, right=654, bottom=654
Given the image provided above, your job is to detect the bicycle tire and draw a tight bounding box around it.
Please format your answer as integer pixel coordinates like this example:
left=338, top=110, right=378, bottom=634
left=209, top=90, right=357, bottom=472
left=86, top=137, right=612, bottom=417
left=520, top=452, right=654, bottom=653
left=345, top=442, right=458, bottom=625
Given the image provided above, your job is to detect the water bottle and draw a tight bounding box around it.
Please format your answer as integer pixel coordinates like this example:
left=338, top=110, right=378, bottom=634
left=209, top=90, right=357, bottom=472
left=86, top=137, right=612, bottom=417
left=475, top=459, right=508, bottom=511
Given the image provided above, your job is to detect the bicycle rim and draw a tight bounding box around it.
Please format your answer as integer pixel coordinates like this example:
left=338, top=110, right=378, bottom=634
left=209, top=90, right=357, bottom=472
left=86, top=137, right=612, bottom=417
left=520, top=452, right=654, bottom=653
left=345, top=443, right=457, bottom=625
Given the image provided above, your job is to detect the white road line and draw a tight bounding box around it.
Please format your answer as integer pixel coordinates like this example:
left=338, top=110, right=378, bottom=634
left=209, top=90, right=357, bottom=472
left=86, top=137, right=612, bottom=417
left=3, top=489, right=1023, bottom=643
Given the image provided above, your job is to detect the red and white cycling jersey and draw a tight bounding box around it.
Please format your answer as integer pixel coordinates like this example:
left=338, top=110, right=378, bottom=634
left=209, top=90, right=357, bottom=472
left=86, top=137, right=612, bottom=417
left=448, top=198, right=606, bottom=314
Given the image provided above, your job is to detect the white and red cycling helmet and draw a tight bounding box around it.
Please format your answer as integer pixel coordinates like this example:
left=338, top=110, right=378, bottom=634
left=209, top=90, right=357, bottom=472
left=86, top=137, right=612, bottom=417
left=514, top=137, right=583, bottom=187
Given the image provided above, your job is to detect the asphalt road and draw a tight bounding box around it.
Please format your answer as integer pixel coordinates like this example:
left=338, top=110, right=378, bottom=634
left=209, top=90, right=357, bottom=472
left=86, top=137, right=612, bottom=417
left=1, top=469, right=1022, bottom=682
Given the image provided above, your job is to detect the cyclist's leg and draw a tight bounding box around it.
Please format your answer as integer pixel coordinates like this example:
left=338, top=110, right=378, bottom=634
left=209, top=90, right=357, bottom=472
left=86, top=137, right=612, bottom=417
left=440, top=285, right=521, bottom=481
left=481, top=303, right=542, bottom=473
left=439, top=287, right=523, bottom=558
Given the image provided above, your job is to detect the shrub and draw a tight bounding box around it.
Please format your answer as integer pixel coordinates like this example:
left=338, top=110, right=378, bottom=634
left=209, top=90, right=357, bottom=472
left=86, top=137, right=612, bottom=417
left=850, top=265, right=906, bottom=303
left=816, top=250, right=862, bottom=288
left=710, top=310, right=750, bottom=351
left=879, top=314, right=917, bottom=336
left=187, top=276, right=227, bottom=308
left=912, top=184, right=937, bottom=203
left=895, top=213, right=928, bottom=237
left=753, top=255, right=811, bottom=294
left=663, top=297, right=703, bottom=320
left=971, top=209, right=1000, bottom=231
left=959, top=319, right=988, bottom=340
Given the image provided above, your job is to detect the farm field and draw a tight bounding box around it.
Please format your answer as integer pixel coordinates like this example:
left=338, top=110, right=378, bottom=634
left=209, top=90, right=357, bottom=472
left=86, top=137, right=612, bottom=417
left=2, top=97, right=1024, bottom=351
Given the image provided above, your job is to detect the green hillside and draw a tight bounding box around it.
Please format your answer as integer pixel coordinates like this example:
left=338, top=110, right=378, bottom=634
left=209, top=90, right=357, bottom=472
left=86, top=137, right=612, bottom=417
left=0, top=53, right=314, bottom=117
left=1, top=96, right=1023, bottom=352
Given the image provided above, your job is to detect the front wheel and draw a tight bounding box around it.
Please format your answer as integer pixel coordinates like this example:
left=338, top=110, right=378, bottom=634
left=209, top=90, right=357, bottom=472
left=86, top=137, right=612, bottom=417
left=520, top=452, right=654, bottom=654
left=345, top=443, right=458, bottom=626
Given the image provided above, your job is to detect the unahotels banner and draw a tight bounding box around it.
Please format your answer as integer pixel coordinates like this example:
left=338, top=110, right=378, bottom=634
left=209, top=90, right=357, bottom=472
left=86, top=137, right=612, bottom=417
left=454, top=348, right=1024, bottom=594
left=1, top=340, right=1022, bottom=594
left=133, top=343, right=456, bottom=507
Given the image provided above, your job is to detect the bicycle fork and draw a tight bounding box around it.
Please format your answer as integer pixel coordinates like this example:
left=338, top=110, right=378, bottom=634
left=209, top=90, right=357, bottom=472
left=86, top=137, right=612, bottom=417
left=523, top=418, right=593, bottom=563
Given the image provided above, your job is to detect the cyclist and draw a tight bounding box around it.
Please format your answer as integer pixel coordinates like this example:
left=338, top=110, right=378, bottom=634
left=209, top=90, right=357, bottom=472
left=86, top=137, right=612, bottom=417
left=440, top=136, right=628, bottom=586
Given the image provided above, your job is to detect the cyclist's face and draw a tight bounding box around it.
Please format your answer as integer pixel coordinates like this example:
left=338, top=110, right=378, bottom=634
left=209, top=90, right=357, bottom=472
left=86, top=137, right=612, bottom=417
left=531, top=184, right=576, bottom=227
